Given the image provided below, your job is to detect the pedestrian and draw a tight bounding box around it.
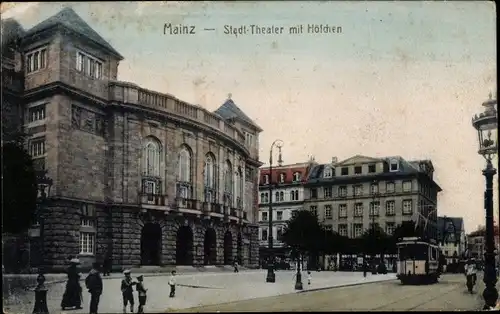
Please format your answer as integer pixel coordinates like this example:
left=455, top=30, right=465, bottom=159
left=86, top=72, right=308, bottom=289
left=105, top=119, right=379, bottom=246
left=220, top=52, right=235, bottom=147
left=61, top=258, right=83, bottom=310
left=33, top=273, right=49, bottom=314
left=121, top=270, right=136, bottom=313
left=85, top=262, right=103, bottom=314
left=363, top=261, right=367, bottom=278
left=307, top=271, right=312, bottom=285
left=136, top=275, right=147, bottom=313
left=103, top=256, right=111, bottom=277
left=168, top=270, right=177, bottom=298
left=233, top=261, right=239, bottom=273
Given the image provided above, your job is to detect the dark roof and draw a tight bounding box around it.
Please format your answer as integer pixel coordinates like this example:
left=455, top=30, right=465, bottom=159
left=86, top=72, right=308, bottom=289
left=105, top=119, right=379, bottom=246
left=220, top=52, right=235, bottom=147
left=259, top=163, right=314, bottom=185
left=23, top=7, right=123, bottom=60
left=214, top=98, right=262, bottom=131
left=437, top=216, right=464, bottom=239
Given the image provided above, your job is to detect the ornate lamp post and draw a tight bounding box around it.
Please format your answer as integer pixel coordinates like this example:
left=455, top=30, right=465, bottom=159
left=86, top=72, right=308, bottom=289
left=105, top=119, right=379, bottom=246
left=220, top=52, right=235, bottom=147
left=266, top=139, right=284, bottom=283
left=36, top=171, right=53, bottom=274
left=370, top=181, right=380, bottom=274
left=472, top=92, right=498, bottom=310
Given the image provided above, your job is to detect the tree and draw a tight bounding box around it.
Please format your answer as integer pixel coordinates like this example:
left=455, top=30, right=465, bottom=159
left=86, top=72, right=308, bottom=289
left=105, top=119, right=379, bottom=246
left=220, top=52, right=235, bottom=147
left=1, top=138, right=38, bottom=234
left=321, top=228, right=349, bottom=255
left=282, top=210, right=323, bottom=268
left=360, top=225, right=391, bottom=258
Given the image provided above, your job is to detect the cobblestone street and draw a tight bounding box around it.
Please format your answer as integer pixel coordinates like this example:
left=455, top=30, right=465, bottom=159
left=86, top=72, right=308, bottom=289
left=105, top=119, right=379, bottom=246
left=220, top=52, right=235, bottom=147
left=174, top=274, right=485, bottom=312
left=3, top=270, right=395, bottom=313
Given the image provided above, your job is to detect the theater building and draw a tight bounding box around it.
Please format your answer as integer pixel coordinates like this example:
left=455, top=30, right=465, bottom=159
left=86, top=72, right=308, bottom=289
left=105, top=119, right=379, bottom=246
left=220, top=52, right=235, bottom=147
left=1, top=8, right=263, bottom=272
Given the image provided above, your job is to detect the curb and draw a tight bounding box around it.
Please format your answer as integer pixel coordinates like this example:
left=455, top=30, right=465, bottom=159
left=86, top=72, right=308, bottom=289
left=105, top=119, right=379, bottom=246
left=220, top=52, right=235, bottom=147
left=296, top=277, right=397, bottom=293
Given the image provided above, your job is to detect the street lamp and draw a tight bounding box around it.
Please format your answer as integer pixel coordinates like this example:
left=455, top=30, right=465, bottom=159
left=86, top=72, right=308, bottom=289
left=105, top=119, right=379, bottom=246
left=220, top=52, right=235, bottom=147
left=370, top=181, right=380, bottom=274
left=266, top=139, right=284, bottom=283
left=472, top=92, right=498, bottom=310
left=36, top=171, right=53, bottom=275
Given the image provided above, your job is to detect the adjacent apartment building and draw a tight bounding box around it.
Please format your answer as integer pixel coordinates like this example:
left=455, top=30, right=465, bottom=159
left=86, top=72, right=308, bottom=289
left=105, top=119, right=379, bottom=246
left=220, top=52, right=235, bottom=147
left=1, top=8, right=263, bottom=272
left=303, top=155, right=442, bottom=241
left=258, top=161, right=316, bottom=262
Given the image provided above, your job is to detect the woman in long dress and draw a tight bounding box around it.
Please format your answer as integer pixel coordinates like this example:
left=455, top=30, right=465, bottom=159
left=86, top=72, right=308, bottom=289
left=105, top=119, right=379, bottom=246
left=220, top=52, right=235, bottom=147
left=61, top=259, right=83, bottom=310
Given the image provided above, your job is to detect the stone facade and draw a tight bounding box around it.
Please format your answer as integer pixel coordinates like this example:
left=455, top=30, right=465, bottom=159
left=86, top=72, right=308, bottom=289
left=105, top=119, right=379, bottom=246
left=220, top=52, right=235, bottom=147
left=2, top=8, right=263, bottom=272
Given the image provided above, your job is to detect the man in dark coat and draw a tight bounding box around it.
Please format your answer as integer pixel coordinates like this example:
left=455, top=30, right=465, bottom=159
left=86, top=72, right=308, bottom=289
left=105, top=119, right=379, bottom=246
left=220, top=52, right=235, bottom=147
left=85, top=262, right=103, bottom=314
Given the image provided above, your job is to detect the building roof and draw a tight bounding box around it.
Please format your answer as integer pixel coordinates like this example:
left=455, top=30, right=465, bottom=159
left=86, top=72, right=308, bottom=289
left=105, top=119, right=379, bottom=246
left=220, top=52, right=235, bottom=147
left=214, top=98, right=262, bottom=132
left=437, top=216, right=464, bottom=240
left=305, top=155, right=440, bottom=190
left=23, top=7, right=123, bottom=60
left=259, top=162, right=315, bottom=186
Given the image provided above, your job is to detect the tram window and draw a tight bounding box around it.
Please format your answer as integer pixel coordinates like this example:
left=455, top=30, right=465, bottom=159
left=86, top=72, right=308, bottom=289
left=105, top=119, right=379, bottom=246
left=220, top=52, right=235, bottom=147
left=398, top=244, right=428, bottom=260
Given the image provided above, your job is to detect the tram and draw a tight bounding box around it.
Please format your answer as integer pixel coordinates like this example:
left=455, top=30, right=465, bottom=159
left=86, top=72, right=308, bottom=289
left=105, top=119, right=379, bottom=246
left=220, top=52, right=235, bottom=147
left=396, top=237, right=441, bottom=285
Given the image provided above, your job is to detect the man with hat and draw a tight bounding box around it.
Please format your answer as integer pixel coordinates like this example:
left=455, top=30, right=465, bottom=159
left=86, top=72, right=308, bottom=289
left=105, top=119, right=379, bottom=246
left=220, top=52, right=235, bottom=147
left=85, top=262, right=103, bottom=314
left=135, top=275, right=147, bottom=313
left=121, top=269, right=136, bottom=313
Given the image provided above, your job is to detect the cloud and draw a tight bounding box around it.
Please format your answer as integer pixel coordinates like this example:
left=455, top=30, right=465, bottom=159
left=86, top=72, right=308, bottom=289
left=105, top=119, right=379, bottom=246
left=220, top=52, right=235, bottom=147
left=1, top=2, right=39, bottom=19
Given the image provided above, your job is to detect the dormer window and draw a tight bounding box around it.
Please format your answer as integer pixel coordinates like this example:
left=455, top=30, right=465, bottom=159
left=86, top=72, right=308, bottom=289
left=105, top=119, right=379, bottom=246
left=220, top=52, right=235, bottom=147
left=263, top=175, right=269, bottom=185
left=293, top=172, right=301, bottom=182
left=279, top=173, right=286, bottom=183
left=323, top=167, right=333, bottom=178
left=390, top=159, right=399, bottom=172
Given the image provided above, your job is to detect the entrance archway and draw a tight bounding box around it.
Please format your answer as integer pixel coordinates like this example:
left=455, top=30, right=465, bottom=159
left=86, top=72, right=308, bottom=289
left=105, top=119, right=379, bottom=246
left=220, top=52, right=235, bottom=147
left=204, top=228, right=217, bottom=265
left=237, top=233, right=243, bottom=264
left=176, top=226, right=193, bottom=265
left=223, top=231, right=233, bottom=265
left=141, top=223, right=162, bottom=265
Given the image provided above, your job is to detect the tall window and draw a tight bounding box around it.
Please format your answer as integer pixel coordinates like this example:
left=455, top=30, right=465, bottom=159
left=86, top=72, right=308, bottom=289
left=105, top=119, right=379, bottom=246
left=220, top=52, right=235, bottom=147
left=262, top=174, right=269, bottom=184
left=324, top=187, right=332, bottom=198
left=386, top=222, right=395, bottom=235
left=80, top=204, right=96, bottom=255
left=324, top=205, right=332, bottom=219
left=279, top=191, right=284, bottom=201
left=338, top=186, right=347, bottom=197
left=235, top=167, right=243, bottom=206
left=224, top=160, right=233, bottom=193
left=178, top=146, right=191, bottom=182
left=403, top=181, right=412, bottom=192
left=354, top=203, right=363, bottom=217
left=30, top=138, right=46, bottom=157
left=262, top=212, right=268, bottom=221
left=261, top=229, right=268, bottom=241
left=370, top=202, right=380, bottom=216
left=26, top=47, right=47, bottom=73
left=338, top=204, right=347, bottom=218
left=386, top=182, right=395, bottom=193
left=204, top=154, right=216, bottom=188
left=293, top=172, right=301, bottom=182
left=76, top=51, right=103, bottom=79
left=354, top=224, right=363, bottom=238
left=143, top=138, right=161, bottom=177
left=338, top=224, right=348, bottom=237
left=354, top=185, right=363, bottom=196
left=386, top=201, right=395, bottom=216
left=29, top=104, right=46, bottom=122
left=403, top=200, right=413, bottom=214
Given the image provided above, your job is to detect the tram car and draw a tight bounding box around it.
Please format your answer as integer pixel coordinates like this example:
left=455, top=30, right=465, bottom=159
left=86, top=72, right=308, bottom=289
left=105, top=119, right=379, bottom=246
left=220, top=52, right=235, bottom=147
left=396, top=237, right=441, bottom=285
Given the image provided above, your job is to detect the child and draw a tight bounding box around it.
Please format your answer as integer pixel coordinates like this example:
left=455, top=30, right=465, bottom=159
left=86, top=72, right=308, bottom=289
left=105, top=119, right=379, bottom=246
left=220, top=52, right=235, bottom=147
left=136, top=275, right=147, bottom=314
left=234, top=261, right=239, bottom=273
left=121, top=270, right=136, bottom=313
left=307, top=271, right=312, bottom=285
left=168, top=270, right=177, bottom=298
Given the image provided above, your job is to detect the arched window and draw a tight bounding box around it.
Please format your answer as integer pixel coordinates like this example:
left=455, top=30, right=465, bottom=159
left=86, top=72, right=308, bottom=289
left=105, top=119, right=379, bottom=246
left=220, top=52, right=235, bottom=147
left=279, top=191, right=284, bottom=201
left=204, top=153, right=216, bottom=188
left=178, top=145, right=192, bottom=182
left=224, top=160, right=233, bottom=193
left=279, top=173, right=285, bottom=183
left=143, top=137, right=161, bottom=176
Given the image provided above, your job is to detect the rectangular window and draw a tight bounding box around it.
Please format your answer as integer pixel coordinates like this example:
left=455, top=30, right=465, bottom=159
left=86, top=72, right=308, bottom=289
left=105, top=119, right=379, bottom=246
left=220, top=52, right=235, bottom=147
left=386, top=201, right=395, bottom=216
left=338, top=186, right=347, bottom=197
left=354, top=185, right=363, bottom=196
left=311, top=188, right=318, bottom=199
left=324, top=187, right=332, bottom=198
left=403, top=200, right=413, bottom=214
left=341, top=167, right=349, bottom=176
left=368, top=164, right=376, bottom=173
left=26, top=47, right=47, bottom=73
left=369, top=202, right=380, bottom=216
left=277, top=227, right=283, bottom=241
left=338, top=224, right=348, bottom=237
left=76, top=50, right=103, bottom=79
left=354, top=203, right=363, bottom=217
left=310, top=206, right=318, bottom=217
left=262, top=212, right=268, bottom=221
left=325, top=205, right=332, bottom=219
left=354, top=166, right=362, bottom=174
left=371, top=184, right=379, bottom=194
left=386, top=182, right=395, bottom=193
left=276, top=211, right=283, bottom=221
left=261, top=229, right=268, bottom=241
left=29, top=104, right=46, bottom=122
left=386, top=222, right=395, bottom=235
left=244, top=132, right=254, bottom=147
left=30, top=138, right=46, bottom=157
left=354, top=224, right=363, bottom=238
left=79, top=232, right=95, bottom=254
left=338, top=204, right=347, bottom=218
left=403, top=181, right=412, bottom=192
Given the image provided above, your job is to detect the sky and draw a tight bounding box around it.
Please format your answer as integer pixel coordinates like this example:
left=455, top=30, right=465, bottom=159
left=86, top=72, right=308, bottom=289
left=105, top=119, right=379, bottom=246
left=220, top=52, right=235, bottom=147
left=1, top=1, right=497, bottom=233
